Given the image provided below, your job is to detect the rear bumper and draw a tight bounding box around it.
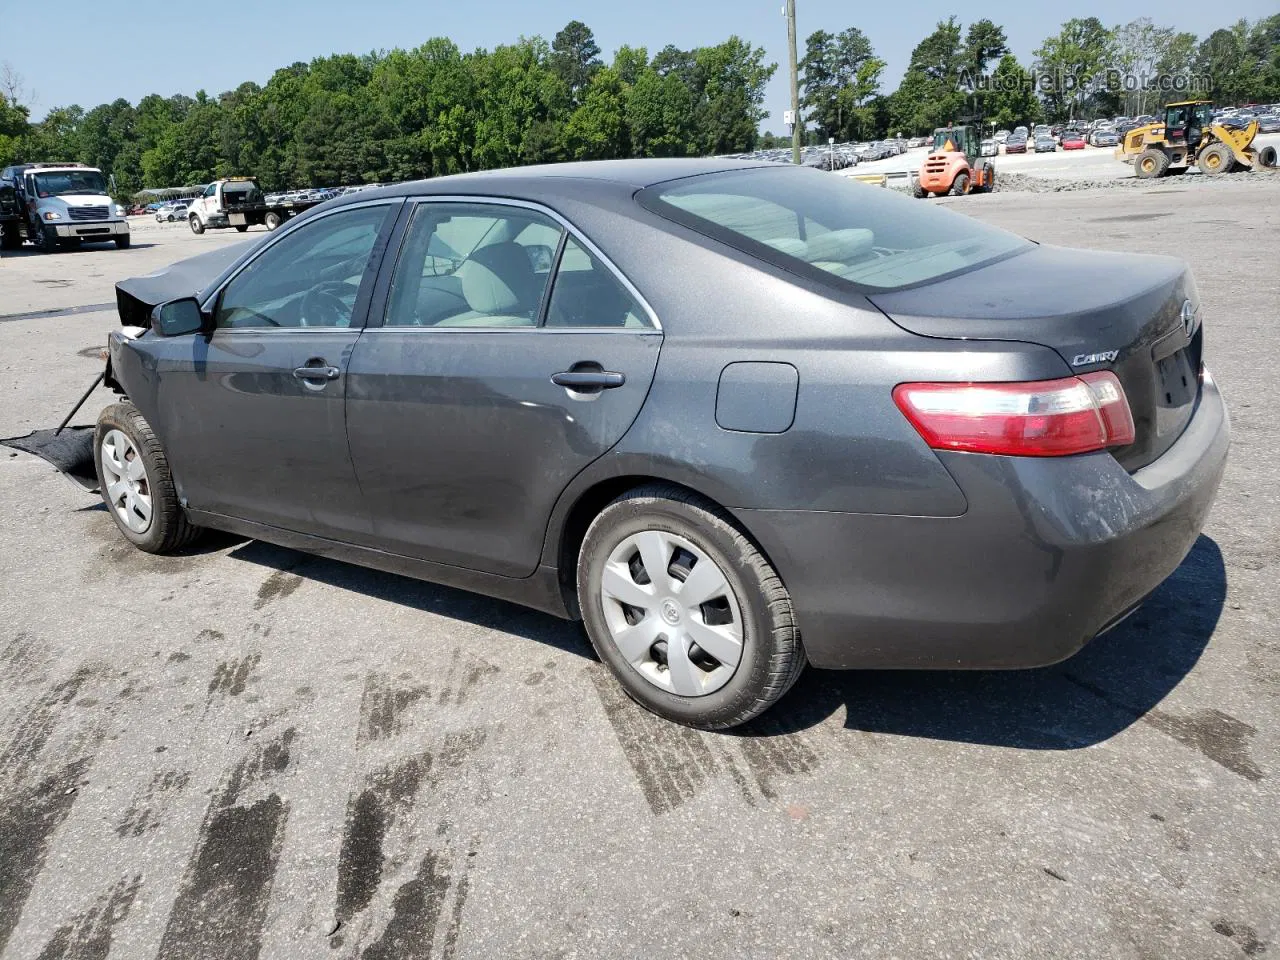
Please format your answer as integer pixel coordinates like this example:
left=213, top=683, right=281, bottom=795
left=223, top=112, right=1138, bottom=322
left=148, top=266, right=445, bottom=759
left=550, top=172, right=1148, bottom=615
left=54, top=220, right=128, bottom=238
left=734, top=375, right=1229, bottom=670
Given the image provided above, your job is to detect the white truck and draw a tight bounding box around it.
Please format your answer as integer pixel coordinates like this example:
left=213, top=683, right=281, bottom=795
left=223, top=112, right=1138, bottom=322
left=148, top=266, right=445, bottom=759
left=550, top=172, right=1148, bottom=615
left=186, top=177, right=324, bottom=234
left=0, top=162, right=129, bottom=252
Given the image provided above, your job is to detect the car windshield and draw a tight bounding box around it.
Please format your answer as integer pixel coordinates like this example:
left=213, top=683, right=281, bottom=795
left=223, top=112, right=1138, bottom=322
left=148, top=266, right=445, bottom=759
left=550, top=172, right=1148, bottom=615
left=33, top=170, right=108, bottom=197
left=641, top=167, right=1031, bottom=292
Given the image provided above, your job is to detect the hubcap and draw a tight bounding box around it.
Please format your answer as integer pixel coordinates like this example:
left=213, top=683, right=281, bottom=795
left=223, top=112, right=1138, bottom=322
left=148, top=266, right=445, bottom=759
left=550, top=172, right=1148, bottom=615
left=100, top=429, right=152, bottom=534
left=598, top=530, right=744, bottom=697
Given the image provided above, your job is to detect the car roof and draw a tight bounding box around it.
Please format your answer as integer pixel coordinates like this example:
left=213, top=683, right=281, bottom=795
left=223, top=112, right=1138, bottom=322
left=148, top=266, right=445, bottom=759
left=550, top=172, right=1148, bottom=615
left=332, top=158, right=776, bottom=208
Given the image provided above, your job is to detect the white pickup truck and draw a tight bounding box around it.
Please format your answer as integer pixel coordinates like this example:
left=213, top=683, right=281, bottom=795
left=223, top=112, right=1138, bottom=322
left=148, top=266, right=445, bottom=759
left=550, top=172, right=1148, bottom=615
left=186, top=177, right=324, bottom=234
left=1, top=162, right=129, bottom=252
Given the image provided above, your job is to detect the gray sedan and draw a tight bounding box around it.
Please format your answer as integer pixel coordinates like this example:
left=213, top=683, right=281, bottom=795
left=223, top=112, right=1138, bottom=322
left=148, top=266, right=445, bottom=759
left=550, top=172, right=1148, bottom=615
left=96, top=159, right=1228, bottom=728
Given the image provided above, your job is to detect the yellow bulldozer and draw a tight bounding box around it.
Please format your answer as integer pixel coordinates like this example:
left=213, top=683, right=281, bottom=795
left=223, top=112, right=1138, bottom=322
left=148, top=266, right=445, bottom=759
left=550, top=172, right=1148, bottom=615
left=1116, top=101, right=1278, bottom=178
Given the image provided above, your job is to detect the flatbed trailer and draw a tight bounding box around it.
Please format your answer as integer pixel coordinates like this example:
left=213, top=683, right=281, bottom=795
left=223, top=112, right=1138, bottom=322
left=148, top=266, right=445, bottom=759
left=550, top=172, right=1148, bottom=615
left=187, top=178, right=326, bottom=234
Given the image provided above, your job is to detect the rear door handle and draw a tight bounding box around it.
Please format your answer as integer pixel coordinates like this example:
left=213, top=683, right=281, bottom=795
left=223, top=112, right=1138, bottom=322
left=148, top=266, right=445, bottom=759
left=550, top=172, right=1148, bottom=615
left=293, top=364, right=341, bottom=381
left=551, top=370, right=625, bottom=389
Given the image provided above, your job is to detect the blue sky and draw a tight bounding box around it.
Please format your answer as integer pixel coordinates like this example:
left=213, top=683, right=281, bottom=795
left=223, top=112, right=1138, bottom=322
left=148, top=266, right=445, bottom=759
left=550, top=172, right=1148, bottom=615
left=6, top=0, right=1278, bottom=124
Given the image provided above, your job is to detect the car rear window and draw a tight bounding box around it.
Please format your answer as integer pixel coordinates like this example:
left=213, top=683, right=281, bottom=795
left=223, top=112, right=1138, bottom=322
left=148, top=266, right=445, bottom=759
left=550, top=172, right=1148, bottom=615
left=639, top=167, right=1031, bottom=292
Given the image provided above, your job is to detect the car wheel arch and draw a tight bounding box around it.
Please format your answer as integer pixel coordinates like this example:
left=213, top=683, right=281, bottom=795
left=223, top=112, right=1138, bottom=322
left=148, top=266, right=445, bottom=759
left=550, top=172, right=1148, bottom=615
left=545, top=472, right=784, bottom=621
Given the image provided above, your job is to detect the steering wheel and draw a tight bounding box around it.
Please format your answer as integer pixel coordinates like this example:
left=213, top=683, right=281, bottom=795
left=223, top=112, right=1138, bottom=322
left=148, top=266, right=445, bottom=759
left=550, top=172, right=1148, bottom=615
left=299, top=282, right=354, bottom=328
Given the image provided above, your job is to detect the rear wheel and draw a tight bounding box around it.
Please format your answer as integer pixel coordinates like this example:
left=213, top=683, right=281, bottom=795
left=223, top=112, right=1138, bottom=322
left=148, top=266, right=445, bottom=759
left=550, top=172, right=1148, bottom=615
left=912, top=181, right=928, bottom=199
left=94, top=402, right=202, bottom=554
left=0, top=224, right=19, bottom=250
left=1135, top=148, right=1169, bottom=179
left=189, top=215, right=205, bottom=235
left=264, top=211, right=283, bottom=231
left=1198, top=143, right=1233, bottom=175
left=948, top=171, right=970, bottom=196
left=577, top=484, right=805, bottom=730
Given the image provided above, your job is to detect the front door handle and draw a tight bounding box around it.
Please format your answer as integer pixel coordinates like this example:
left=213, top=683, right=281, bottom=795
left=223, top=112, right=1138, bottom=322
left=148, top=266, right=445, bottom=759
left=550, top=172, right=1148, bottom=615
left=551, top=370, right=626, bottom=389
left=293, top=363, right=341, bottom=381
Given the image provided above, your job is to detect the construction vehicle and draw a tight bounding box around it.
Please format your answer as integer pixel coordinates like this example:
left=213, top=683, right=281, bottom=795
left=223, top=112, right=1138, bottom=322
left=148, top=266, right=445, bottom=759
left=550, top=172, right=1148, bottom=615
left=1116, top=101, right=1279, bottom=178
left=913, top=125, right=994, bottom=198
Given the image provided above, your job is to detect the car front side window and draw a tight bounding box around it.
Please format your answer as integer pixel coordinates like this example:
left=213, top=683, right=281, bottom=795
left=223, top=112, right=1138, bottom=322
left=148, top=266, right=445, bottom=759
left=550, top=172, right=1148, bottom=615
left=214, top=205, right=390, bottom=330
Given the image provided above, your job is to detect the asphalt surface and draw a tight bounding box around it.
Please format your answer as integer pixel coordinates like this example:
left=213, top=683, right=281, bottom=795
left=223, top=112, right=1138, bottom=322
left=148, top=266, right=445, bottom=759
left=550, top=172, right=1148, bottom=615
left=1, top=181, right=1278, bottom=960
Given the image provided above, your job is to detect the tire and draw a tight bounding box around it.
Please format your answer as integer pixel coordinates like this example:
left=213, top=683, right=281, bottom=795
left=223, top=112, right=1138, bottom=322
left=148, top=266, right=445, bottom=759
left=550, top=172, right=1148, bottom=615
left=94, top=402, right=202, bottom=554
left=264, top=211, right=282, bottom=231
left=577, top=484, right=805, bottom=730
left=235, top=224, right=249, bottom=233
left=1134, top=148, right=1169, bottom=179
left=189, top=215, right=205, bottom=235
left=985, top=163, right=997, bottom=192
left=1259, top=145, right=1278, bottom=169
left=36, top=224, right=59, bottom=252
left=912, top=181, right=928, bottom=199
left=1198, top=143, right=1233, bottom=176
left=948, top=171, right=970, bottom=196
left=166, top=214, right=175, bottom=222
left=115, top=234, right=131, bottom=249
left=0, top=225, right=19, bottom=250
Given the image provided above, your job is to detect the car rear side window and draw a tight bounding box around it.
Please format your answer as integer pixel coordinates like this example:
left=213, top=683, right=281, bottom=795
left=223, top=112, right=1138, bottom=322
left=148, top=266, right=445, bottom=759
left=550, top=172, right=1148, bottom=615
left=545, top=238, right=651, bottom=329
left=639, top=167, right=1031, bottom=292
left=385, top=203, right=563, bottom=328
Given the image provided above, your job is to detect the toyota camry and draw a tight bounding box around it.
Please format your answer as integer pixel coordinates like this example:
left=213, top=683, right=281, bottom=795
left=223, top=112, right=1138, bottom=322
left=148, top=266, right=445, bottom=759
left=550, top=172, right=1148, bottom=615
left=95, top=159, right=1228, bottom=729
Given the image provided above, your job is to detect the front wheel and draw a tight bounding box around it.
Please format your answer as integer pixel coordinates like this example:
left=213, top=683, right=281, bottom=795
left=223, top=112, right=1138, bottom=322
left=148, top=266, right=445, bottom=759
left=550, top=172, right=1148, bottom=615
left=234, top=224, right=249, bottom=233
left=1198, top=143, right=1234, bottom=175
left=189, top=215, right=205, bottom=235
left=94, top=403, right=203, bottom=554
left=577, top=484, right=804, bottom=730
left=115, top=234, right=131, bottom=249
left=35, top=224, right=59, bottom=253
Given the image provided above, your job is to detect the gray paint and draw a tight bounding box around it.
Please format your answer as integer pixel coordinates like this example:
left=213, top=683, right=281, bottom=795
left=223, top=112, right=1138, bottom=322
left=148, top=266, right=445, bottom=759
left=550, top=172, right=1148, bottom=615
left=104, top=159, right=1230, bottom=670
left=715, top=362, right=798, bottom=434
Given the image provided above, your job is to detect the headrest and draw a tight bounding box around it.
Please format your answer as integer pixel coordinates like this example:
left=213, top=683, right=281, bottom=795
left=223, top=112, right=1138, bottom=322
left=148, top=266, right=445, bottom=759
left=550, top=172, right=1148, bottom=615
left=458, top=242, right=537, bottom=316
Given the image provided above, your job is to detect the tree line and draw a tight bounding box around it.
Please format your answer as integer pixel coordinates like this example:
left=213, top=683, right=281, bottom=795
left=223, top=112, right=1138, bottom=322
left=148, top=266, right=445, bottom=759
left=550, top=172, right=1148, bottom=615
left=789, top=14, right=1280, bottom=146
left=1, top=14, right=1278, bottom=196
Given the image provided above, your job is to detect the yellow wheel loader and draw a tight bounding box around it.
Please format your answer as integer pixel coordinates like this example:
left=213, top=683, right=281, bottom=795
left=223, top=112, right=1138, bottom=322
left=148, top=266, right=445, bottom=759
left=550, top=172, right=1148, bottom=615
left=1116, top=101, right=1279, bottom=178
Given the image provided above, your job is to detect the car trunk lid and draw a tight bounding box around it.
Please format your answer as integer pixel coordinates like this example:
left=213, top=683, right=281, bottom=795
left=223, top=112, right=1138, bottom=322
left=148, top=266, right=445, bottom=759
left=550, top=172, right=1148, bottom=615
left=869, top=244, right=1202, bottom=472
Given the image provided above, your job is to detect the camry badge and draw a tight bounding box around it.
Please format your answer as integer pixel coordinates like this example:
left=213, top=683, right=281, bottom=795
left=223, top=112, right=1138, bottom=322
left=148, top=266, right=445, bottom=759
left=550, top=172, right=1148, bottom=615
left=1072, top=350, right=1119, bottom=366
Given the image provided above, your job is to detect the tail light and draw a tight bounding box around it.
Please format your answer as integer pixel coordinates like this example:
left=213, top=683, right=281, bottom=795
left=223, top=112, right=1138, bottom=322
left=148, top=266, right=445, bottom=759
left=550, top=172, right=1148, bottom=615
left=893, top=372, right=1135, bottom=457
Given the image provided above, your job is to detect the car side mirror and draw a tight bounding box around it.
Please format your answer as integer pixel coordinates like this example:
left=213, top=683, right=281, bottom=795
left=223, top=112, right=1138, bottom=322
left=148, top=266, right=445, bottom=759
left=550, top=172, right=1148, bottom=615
left=153, top=297, right=207, bottom=337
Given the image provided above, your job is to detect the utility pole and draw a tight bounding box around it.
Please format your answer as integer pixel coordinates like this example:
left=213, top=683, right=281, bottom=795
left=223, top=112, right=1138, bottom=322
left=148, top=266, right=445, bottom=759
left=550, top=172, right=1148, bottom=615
left=786, top=0, right=801, bottom=164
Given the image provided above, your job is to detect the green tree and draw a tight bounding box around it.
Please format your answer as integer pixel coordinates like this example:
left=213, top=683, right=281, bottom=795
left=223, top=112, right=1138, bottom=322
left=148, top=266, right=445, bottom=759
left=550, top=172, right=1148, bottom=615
left=1034, top=18, right=1114, bottom=121
left=551, top=20, right=602, bottom=105
left=690, top=36, right=776, bottom=154
left=626, top=68, right=694, bottom=157
left=889, top=18, right=966, bottom=135
left=984, top=54, right=1042, bottom=129
left=800, top=27, right=885, bottom=140
left=0, top=93, right=30, bottom=167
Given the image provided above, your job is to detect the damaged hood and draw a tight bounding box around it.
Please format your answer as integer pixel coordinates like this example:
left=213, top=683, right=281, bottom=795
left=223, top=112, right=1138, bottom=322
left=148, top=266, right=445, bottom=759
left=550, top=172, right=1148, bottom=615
left=115, top=241, right=253, bottom=327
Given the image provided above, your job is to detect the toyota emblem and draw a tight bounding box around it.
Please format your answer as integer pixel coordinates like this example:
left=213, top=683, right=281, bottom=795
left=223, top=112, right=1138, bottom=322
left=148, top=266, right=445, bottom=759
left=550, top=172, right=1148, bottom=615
left=1181, top=299, right=1198, bottom=336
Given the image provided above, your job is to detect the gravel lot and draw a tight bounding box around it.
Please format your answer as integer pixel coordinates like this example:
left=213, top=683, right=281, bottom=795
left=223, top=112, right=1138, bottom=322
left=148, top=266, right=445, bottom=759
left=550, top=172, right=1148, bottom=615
left=1, top=180, right=1277, bottom=960
left=849, top=134, right=1280, bottom=182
